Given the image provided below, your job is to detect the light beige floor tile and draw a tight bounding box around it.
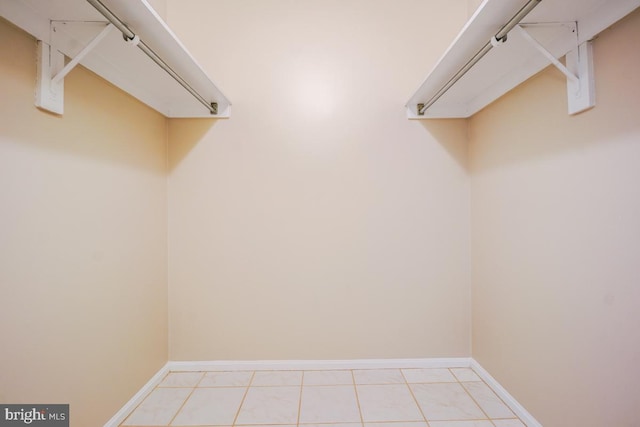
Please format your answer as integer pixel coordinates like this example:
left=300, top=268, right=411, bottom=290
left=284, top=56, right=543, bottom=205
left=199, top=371, right=253, bottom=387
left=402, top=369, right=457, bottom=383
left=410, top=383, right=485, bottom=421
left=462, top=382, right=514, bottom=418
left=170, top=387, right=246, bottom=425
left=428, top=421, right=493, bottom=427
left=357, top=384, right=424, bottom=422
left=121, top=369, right=527, bottom=427
left=299, top=385, right=361, bottom=423
left=303, top=424, right=362, bottom=427
left=492, top=419, right=526, bottom=427
left=240, top=425, right=296, bottom=427
left=159, top=372, right=204, bottom=388
left=252, top=370, right=303, bottom=386
left=353, top=369, right=405, bottom=384
left=235, top=386, right=300, bottom=424
left=122, top=387, right=191, bottom=426
left=450, top=368, right=481, bottom=382
left=364, top=423, right=427, bottom=427
left=303, top=370, right=354, bottom=385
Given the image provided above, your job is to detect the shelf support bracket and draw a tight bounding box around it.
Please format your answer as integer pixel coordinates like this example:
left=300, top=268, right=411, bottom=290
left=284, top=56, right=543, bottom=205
left=35, top=41, right=65, bottom=114
left=36, top=23, right=114, bottom=114
left=516, top=24, right=595, bottom=115
left=516, top=25, right=578, bottom=82
left=51, top=23, right=114, bottom=84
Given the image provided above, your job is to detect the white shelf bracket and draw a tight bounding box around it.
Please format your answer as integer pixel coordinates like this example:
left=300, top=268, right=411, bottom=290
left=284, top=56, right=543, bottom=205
left=52, top=23, right=114, bottom=84
left=565, top=41, right=596, bottom=114
left=36, top=22, right=114, bottom=114
left=516, top=24, right=595, bottom=115
left=36, top=41, right=65, bottom=114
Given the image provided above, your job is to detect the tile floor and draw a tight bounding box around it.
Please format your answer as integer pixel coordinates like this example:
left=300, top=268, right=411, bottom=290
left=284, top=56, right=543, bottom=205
left=120, top=368, right=526, bottom=427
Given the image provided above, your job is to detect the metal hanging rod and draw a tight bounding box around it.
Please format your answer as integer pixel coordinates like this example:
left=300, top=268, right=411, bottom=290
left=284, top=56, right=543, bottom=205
left=86, top=0, right=218, bottom=115
left=418, top=0, right=542, bottom=116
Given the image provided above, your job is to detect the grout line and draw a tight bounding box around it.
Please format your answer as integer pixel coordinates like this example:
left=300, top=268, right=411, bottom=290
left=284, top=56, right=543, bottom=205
left=193, top=370, right=207, bottom=387
left=480, top=376, right=523, bottom=423
left=449, top=368, right=496, bottom=425
left=122, top=367, right=523, bottom=427
left=401, top=368, right=431, bottom=427
left=164, top=371, right=206, bottom=425
left=166, top=382, right=203, bottom=425
left=458, top=379, right=494, bottom=425
left=469, top=366, right=526, bottom=425
left=469, top=364, right=530, bottom=425
left=232, top=371, right=256, bottom=427
left=296, top=371, right=304, bottom=427
left=448, top=368, right=515, bottom=427
left=447, top=367, right=460, bottom=383
left=351, top=370, right=365, bottom=427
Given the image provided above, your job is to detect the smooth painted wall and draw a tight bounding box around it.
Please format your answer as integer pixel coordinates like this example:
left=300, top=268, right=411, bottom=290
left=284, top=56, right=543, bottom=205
left=166, top=0, right=471, bottom=360
left=470, top=9, right=640, bottom=427
left=0, top=19, right=168, bottom=426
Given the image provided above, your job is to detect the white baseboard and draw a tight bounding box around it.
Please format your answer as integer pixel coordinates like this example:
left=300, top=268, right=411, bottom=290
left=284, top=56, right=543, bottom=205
left=168, top=357, right=472, bottom=371
left=103, top=362, right=170, bottom=427
left=106, top=358, right=541, bottom=427
left=470, top=359, right=542, bottom=427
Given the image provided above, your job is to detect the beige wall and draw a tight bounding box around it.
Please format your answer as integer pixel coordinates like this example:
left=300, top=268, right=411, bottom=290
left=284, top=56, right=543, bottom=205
left=470, top=9, right=640, bottom=427
left=0, top=18, right=168, bottom=426
left=166, top=0, right=471, bottom=360
left=8, top=1, right=637, bottom=424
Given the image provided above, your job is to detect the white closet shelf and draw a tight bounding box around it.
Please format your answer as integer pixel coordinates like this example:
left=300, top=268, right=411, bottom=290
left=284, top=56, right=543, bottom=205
left=406, top=0, right=640, bottom=119
left=0, top=0, right=231, bottom=118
